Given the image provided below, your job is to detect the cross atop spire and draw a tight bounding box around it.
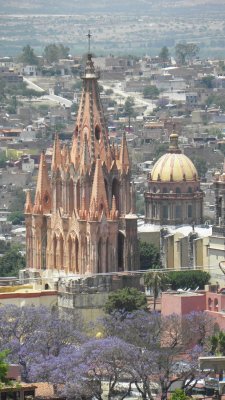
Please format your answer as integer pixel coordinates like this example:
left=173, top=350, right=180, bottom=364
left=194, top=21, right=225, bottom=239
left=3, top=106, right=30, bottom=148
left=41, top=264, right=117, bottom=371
left=87, top=30, right=92, bottom=54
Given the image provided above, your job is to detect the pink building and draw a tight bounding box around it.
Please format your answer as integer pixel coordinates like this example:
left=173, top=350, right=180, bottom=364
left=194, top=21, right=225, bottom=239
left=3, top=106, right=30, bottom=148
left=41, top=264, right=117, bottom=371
left=161, top=290, right=225, bottom=329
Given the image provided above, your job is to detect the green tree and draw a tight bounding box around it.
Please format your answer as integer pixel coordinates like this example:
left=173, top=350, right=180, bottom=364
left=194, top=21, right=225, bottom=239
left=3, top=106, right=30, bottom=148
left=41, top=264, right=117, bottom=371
left=168, top=270, right=210, bottom=290
left=7, top=211, right=25, bottom=225
left=0, top=246, right=25, bottom=277
left=124, top=96, right=135, bottom=129
left=206, top=93, right=225, bottom=112
left=159, top=46, right=170, bottom=63
left=9, top=188, right=26, bottom=213
left=200, top=75, right=215, bottom=89
left=143, top=85, right=160, bottom=99
left=175, top=42, right=199, bottom=65
left=171, top=389, right=191, bottom=400
left=154, top=143, right=168, bottom=162
left=0, top=241, right=11, bottom=255
left=0, top=350, right=10, bottom=384
left=105, top=88, right=113, bottom=95
left=210, top=331, right=225, bottom=356
left=140, top=241, right=160, bottom=269
left=189, top=155, right=208, bottom=177
left=0, top=152, right=7, bottom=168
left=144, top=271, right=169, bottom=310
left=43, top=44, right=70, bottom=64
left=104, top=287, right=147, bottom=314
left=18, top=45, right=39, bottom=65
left=0, top=79, right=6, bottom=102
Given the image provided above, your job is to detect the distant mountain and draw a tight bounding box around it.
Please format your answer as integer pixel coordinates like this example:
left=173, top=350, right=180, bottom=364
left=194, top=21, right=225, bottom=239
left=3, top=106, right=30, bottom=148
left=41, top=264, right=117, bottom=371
left=1, top=0, right=225, bottom=15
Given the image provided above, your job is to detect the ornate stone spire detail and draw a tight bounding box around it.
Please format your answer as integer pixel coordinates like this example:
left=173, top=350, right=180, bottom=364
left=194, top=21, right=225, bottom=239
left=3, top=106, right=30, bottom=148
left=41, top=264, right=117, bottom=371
left=89, top=157, right=109, bottom=220
left=62, top=145, right=70, bottom=170
left=34, top=151, right=51, bottom=214
left=106, top=142, right=112, bottom=171
left=24, top=190, right=33, bottom=214
left=119, top=131, right=130, bottom=172
left=110, top=195, right=119, bottom=220
left=51, top=134, right=62, bottom=171
left=75, top=53, right=109, bottom=165
left=80, top=133, right=91, bottom=174
left=71, top=132, right=78, bottom=168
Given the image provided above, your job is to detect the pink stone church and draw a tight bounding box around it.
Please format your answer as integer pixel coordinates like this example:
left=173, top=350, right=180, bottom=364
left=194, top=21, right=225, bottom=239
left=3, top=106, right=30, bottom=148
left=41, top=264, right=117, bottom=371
left=24, top=53, right=139, bottom=274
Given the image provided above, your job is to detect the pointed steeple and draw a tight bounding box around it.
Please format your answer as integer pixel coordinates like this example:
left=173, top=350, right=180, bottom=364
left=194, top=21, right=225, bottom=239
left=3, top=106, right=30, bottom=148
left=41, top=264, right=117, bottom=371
left=119, top=132, right=130, bottom=173
left=75, top=50, right=110, bottom=165
left=89, top=157, right=109, bottom=220
left=71, top=132, right=79, bottom=169
left=62, top=144, right=70, bottom=170
left=51, top=134, right=61, bottom=171
left=80, top=133, right=91, bottom=174
left=34, top=151, right=51, bottom=214
left=24, top=190, right=33, bottom=214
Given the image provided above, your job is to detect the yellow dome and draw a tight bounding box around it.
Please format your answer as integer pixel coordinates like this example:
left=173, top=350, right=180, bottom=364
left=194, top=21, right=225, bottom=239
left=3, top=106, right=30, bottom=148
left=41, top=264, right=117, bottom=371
left=151, top=153, right=198, bottom=182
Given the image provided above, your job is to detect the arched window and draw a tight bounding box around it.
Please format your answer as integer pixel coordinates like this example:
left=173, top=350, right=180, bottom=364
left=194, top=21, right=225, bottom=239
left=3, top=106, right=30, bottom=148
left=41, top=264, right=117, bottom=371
left=118, top=232, right=125, bottom=271
left=163, top=187, right=168, bottom=193
left=188, top=205, right=192, bottom=218
left=175, top=206, right=181, bottom=219
left=95, top=125, right=100, bottom=140
left=69, top=179, right=74, bottom=215
left=188, top=187, right=193, bottom=194
left=75, top=237, right=79, bottom=273
left=208, top=297, right=212, bottom=310
left=68, top=236, right=72, bottom=272
left=104, top=179, right=109, bottom=204
left=153, top=187, right=157, bottom=193
left=214, top=298, right=219, bottom=311
left=59, top=235, right=64, bottom=269
left=176, top=187, right=181, bottom=194
left=112, top=178, right=120, bottom=211
left=53, top=235, right=57, bottom=269
left=163, top=205, right=168, bottom=219
left=98, top=238, right=102, bottom=273
left=76, top=180, right=80, bottom=211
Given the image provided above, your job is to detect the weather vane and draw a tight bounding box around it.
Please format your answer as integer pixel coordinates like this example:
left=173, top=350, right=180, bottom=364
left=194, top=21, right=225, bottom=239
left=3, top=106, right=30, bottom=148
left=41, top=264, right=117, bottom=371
left=87, top=30, right=92, bottom=54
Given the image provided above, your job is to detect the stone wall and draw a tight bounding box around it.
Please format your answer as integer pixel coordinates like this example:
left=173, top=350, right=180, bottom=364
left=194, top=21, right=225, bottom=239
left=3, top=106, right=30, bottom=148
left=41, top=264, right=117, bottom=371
left=57, top=274, right=143, bottom=322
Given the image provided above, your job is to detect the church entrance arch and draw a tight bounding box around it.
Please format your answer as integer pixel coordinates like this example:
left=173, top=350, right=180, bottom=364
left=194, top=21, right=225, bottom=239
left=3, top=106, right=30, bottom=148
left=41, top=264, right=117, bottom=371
left=118, top=232, right=125, bottom=271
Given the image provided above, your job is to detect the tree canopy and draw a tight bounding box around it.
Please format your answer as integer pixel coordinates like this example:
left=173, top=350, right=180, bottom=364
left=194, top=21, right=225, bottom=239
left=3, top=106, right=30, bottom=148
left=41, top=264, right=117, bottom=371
left=0, top=305, right=216, bottom=400
left=159, top=46, right=170, bottom=62
left=18, top=45, right=39, bottom=65
left=144, top=271, right=169, bottom=310
left=104, top=287, right=147, bottom=314
left=43, top=44, right=70, bottom=64
left=140, top=241, right=161, bottom=269
left=143, top=85, right=160, bottom=99
left=175, top=42, right=199, bottom=65
left=0, top=245, right=25, bottom=277
left=168, top=270, right=210, bottom=290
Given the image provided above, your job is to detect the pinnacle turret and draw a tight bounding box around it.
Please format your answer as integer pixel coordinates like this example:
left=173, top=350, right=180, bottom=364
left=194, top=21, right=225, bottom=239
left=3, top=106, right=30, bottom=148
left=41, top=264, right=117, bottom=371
left=89, top=158, right=109, bottom=220
left=51, top=134, right=62, bottom=171
left=34, top=151, right=51, bottom=214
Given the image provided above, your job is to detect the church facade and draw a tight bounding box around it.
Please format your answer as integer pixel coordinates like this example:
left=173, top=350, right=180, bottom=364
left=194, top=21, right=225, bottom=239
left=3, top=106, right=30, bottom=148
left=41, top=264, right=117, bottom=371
left=24, top=54, right=139, bottom=274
